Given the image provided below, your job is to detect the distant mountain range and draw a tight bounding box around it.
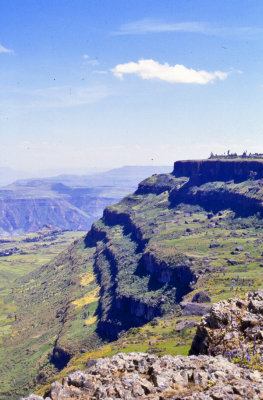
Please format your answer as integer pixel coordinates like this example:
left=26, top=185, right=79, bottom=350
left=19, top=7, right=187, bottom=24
left=0, top=167, right=32, bottom=187
left=0, top=165, right=171, bottom=237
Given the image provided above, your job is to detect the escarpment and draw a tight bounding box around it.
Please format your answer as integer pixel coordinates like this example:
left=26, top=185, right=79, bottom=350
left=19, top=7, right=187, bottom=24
left=170, top=183, right=263, bottom=216
left=85, top=159, right=263, bottom=339
left=169, top=160, right=263, bottom=216
left=173, top=159, right=263, bottom=183
left=87, top=199, right=198, bottom=340
left=142, top=251, right=196, bottom=301
left=7, top=158, right=263, bottom=400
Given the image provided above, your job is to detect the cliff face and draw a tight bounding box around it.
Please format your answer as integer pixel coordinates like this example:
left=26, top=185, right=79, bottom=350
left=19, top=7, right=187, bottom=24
left=173, top=159, right=263, bottom=183
left=6, top=158, right=263, bottom=399
left=0, top=197, right=91, bottom=235
left=86, top=210, right=196, bottom=340
left=85, top=159, right=263, bottom=339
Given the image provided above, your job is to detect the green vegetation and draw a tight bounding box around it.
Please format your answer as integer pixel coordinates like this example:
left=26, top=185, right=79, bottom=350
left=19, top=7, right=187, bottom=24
left=4, top=162, right=263, bottom=399
left=0, top=228, right=94, bottom=399
left=34, top=313, right=196, bottom=397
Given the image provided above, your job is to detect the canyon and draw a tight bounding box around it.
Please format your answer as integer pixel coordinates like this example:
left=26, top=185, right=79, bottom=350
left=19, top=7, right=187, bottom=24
left=2, top=158, right=263, bottom=399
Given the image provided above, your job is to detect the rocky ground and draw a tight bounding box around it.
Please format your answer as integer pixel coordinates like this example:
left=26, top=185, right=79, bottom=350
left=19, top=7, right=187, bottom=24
left=21, top=291, right=263, bottom=400
left=10, top=158, right=263, bottom=399
left=190, top=289, right=263, bottom=357
left=21, top=352, right=263, bottom=400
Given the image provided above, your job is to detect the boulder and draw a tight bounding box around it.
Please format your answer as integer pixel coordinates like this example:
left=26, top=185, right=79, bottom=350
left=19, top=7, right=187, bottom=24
left=235, top=246, right=245, bottom=251
left=192, top=291, right=211, bottom=303
left=209, top=242, right=220, bottom=248
left=180, top=302, right=212, bottom=316
left=175, top=320, right=197, bottom=331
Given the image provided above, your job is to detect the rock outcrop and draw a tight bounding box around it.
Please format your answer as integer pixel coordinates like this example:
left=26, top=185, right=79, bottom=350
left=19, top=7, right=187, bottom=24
left=20, top=352, right=263, bottom=400
left=173, top=159, right=263, bottom=183
left=9, top=156, right=263, bottom=399
left=190, top=290, right=263, bottom=357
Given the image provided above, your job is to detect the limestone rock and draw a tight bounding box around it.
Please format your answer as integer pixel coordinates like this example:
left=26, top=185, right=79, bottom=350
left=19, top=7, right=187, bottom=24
left=20, top=352, right=263, bottom=400
left=190, top=290, right=263, bottom=357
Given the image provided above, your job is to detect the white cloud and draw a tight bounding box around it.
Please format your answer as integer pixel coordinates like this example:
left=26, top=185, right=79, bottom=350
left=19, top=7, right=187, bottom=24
left=0, top=44, right=13, bottom=54
left=83, top=54, right=89, bottom=59
left=113, top=18, right=263, bottom=37
left=111, top=59, right=228, bottom=85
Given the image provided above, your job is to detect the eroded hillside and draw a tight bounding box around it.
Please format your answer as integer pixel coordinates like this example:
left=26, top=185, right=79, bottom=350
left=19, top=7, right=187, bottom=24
left=0, top=166, right=171, bottom=237
left=3, top=159, right=263, bottom=399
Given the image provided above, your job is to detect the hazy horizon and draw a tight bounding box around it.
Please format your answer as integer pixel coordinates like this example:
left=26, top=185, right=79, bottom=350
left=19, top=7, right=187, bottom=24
left=0, top=164, right=173, bottom=187
left=1, top=1, right=263, bottom=170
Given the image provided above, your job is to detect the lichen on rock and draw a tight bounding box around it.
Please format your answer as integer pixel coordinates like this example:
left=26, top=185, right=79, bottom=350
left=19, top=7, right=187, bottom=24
left=190, top=290, right=263, bottom=359
left=20, top=351, right=263, bottom=400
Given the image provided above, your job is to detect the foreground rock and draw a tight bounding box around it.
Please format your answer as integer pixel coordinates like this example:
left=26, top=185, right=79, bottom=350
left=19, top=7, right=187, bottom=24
left=20, top=352, right=263, bottom=400
left=190, top=290, right=263, bottom=357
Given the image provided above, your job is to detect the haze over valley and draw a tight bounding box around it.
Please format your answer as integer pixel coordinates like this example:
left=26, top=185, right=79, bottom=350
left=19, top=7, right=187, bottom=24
left=1, top=1, right=263, bottom=399
left=0, top=165, right=171, bottom=237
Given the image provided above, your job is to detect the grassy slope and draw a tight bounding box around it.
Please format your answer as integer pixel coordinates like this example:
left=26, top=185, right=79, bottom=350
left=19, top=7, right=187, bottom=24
left=0, top=229, right=99, bottom=399
left=34, top=173, right=263, bottom=394
left=3, top=170, right=263, bottom=398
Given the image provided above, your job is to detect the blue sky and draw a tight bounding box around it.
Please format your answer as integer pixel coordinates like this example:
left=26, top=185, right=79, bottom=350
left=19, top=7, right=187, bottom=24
left=1, top=0, right=263, bottom=172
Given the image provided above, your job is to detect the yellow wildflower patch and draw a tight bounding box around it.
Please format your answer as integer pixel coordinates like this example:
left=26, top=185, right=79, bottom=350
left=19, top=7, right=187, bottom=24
left=72, top=287, right=100, bottom=308
left=85, top=316, right=97, bottom=325
left=80, top=273, right=95, bottom=286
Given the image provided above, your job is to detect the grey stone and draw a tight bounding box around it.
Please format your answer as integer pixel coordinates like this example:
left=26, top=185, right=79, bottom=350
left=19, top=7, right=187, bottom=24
left=236, top=246, right=245, bottom=251
left=175, top=320, right=197, bottom=331
left=192, top=291, right=211, bottom=303
left=180, top=302, right=212, bottom=316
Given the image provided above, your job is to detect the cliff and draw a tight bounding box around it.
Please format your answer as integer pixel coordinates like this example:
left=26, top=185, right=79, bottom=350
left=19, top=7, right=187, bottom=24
left=4, top=158, right=263, bottom=399
left=173, top=159, right=263, bottom=183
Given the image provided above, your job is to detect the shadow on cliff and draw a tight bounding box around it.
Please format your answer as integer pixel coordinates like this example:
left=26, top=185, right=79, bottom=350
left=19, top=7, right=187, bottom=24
left=168, top=179, right=263, bottom=218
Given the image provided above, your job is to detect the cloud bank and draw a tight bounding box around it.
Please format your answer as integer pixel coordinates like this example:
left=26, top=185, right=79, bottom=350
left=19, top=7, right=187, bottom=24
left=111, top=59, right=228, bottom=85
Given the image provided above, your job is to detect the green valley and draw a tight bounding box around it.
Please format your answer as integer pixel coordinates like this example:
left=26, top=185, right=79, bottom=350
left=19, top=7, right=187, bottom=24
left=3, top=159, right=263, bottom=399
